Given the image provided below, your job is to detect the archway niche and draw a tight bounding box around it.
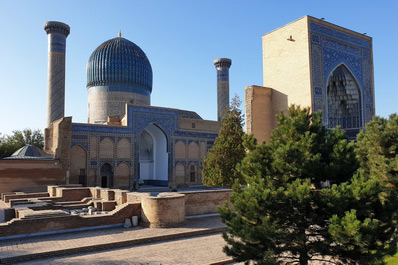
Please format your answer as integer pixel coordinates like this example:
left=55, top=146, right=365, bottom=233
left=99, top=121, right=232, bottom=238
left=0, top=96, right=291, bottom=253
left=70, top=145, right=87, bottom=185
left=327, top=65, right=362, bottom=129
left=100, top=163, right=114, bottom=188
left=138, top=123, right=168, bottom=186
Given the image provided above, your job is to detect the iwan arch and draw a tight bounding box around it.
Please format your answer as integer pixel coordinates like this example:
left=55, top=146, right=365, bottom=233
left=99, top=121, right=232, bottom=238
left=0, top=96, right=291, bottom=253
left=245, top=16, right=374, bottom=142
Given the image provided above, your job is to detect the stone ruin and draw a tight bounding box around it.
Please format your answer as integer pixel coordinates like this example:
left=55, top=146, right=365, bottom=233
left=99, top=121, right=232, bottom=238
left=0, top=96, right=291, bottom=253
left=0, top=185, right=232, bottom=239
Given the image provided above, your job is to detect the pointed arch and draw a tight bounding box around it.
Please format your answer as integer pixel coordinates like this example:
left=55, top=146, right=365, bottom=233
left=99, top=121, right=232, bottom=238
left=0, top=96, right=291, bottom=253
left=326, top=64, right=362, bottom=129
left=117, top=138, right=131, bottom=159
left=175, top=162, right=185, bottom=186
left=115, top=162, right=130, bottom=189
left=100, top=162, right=114, bottom=188
left=99, top=137, right=114, bottom=159
left=187, top=141, right=199, bottom=159
left=189, top=163, right=197, bottom=183
left=175, top=140, right=186, bottom=159
left=138, top=123, right=169, bottom=186
left=70, top=144, right=87, bottom=185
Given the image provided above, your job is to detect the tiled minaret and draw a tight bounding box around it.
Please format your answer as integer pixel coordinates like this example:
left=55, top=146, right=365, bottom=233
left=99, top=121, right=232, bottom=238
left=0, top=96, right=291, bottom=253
left=214, top=58, right=231, bottom=121
left=44, top=21, right=70, bottom=127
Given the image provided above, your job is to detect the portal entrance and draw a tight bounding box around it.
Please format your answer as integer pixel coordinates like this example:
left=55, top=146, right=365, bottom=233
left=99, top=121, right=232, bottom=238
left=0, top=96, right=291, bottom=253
left=138, top=123, right=168, bottom=186
left=327, top=65, right=362, bottom=129
left=100, top=163, right=113, bottom=188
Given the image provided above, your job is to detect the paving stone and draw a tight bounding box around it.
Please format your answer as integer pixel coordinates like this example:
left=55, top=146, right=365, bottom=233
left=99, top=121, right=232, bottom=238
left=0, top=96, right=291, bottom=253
left=0, top=215, right=226, bottom=264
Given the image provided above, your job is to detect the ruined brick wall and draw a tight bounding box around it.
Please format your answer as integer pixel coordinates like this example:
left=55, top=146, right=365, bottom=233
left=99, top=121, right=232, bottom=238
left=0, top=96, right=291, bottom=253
left=181, top=189, right=232, bottom=216
left=0, top=202, right=141, bottom=237
left=0, top=160, right=65, bottom=194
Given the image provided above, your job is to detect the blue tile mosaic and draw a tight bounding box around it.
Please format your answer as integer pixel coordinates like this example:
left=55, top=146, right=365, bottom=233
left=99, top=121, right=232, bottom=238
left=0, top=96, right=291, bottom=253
left=87, top=37, right=152, bottom=93
left=310, top=22, right=370, bottom=49
left=309, top=21, right=374, bottom=131
left=71, top=103, right=218, bottom=186
left=71, top=142, right=88, bottom=150
left=71, top=134, right=88, bottom=140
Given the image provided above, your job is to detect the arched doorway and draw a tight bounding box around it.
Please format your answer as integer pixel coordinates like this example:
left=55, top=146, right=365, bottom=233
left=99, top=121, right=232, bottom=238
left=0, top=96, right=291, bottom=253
left=138, top=123, right=168, bottom=186
left=327, top=65, right=362, bottom=129
left=100, top=163, right=114, bottom=188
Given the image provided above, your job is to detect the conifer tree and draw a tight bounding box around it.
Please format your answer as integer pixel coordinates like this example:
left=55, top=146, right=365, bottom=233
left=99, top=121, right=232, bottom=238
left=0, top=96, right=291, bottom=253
left=356, top=114, right=398, bottom=187
left=219, top=106, right=398, bottom=265
left=202, top=96, right=245, bottom=187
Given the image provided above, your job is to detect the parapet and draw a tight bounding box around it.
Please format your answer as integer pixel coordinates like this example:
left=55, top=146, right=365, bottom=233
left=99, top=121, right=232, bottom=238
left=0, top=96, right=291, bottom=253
left=214, top=58, right=232, bottom=69
left=44, top=21, right=70, bottom=36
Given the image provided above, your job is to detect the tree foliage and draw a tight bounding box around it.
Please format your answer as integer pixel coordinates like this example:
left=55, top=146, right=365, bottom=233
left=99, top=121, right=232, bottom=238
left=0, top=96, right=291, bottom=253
left=202, top=96, right=246, bottom=187
left=219, top=106, right=398, bottom=265
left=0, top=129, right=44, bottom=158
left=356, top=114, right=398, bottom=187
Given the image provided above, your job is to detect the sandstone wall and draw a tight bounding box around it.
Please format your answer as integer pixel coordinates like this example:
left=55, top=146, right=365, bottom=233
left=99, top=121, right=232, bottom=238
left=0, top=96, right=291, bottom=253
left=262, top=16, right=312, bottom=109
left=178, top=118, right=220, bottom=133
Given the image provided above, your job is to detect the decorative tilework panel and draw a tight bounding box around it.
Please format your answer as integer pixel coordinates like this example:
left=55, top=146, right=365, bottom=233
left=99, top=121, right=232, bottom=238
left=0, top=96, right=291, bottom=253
left=71, top=134, right=88, bottom=140
left=309, top=21, right=374, bottom=130
left=310, top=22, right=370, bottom=49
left=71, top=142, right=88, bottom=150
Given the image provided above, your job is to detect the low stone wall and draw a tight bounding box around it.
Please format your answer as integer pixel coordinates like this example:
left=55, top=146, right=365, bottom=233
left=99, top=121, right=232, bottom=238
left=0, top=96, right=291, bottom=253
left=181, top=189, right=232, bottom=216
left=140, top=193, right=185, bottom=228
left=2, top=192, right=50, bottom=203
left=0, top=186, right=234, bottom=237
left=48, top=185, right=82, bottom=197
left=0, top=160, right=65, bottom=195
left=0, top=202, right=141, bottom=238
left=114, top=190, right=128, bottom=205
left=100, top=189, right=115, bottom=201
left=55, top=187, right=91, bottom=201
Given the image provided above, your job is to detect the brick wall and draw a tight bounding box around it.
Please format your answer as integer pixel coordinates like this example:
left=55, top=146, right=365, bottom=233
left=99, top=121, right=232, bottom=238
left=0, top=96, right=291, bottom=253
left=0, top=160, right=65, bottom=194
left=181, top=189, right=232, bottom=216
left=0, top=202, right=141, bottom=237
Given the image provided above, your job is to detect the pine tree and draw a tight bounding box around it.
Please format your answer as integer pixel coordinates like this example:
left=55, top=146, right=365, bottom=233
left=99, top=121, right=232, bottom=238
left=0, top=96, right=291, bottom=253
left=219, top=106, right=398, bottom=265
left=356, top=114, right=398, bottom=187
left=202, top=96, right=246, bottom=187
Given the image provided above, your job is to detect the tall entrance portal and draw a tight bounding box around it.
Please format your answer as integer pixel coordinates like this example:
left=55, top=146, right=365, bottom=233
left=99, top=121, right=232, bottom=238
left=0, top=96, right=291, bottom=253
left=138, top=123, right=168, bottom=186
left=327, top=65, right=362, bottom=130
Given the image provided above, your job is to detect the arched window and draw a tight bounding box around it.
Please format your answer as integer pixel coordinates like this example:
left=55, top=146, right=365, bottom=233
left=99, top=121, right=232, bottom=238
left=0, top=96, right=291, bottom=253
left=190, top=165, right=196, bottom=183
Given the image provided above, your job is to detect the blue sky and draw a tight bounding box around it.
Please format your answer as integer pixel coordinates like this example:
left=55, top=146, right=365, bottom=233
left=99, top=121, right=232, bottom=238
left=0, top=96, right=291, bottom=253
left=0, top=0, right=397, bottom=135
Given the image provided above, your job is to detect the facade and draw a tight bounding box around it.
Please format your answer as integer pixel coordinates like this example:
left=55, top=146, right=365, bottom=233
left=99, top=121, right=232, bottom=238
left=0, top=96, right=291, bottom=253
left=1, top=16, right=376, bottom=194
left=246, top=16, right=375, bottom=142
left=44, top=24, right=220, bottom=190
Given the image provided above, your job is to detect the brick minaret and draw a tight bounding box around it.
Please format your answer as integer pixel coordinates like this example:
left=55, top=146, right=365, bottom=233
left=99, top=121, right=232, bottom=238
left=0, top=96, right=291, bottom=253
left=214, top=58, right=231, bottom=121
left=44, top=21, right=70, bottom=127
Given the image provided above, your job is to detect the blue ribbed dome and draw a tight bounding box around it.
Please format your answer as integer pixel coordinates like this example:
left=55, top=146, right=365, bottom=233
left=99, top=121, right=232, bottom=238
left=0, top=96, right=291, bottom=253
left=86, top=37, right=152, bottom=92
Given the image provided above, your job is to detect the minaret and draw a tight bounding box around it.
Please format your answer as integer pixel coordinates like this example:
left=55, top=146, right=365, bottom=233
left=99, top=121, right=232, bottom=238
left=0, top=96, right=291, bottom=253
left=44, top=21, right=70, bottom=127
left=214, top=58, right=231, bottom=121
